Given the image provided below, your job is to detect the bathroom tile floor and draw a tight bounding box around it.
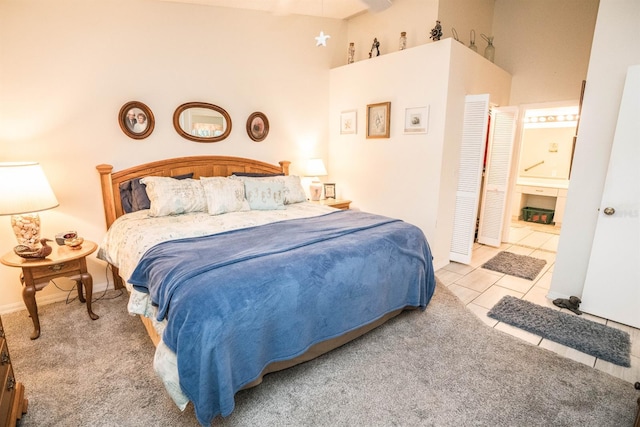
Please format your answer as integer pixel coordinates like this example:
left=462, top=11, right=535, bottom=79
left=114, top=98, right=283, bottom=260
left=436, top=220, right=640, bottom=386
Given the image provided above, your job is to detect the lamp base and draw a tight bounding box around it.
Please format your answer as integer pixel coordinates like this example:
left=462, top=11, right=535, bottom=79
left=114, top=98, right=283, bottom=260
left=309, top=182, right=323, bottom=201
left=11, top=213, right=42, bottom=249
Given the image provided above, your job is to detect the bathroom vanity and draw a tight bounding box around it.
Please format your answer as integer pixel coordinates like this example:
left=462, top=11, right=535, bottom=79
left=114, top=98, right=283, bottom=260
left=511, top=103, right=578, bottom=228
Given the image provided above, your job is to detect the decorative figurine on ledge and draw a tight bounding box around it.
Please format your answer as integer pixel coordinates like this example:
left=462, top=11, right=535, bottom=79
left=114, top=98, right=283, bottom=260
left=369, top=38, right=380, bottom=58
left=430, top=20, right=442, bottom=41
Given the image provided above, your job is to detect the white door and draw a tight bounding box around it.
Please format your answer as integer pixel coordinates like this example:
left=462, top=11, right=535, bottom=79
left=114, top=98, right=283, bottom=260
left=477, top=107, right=518, bottom=247
left=450, top=94, right=490, bottom=264
left=581, top=64, right=640, bottom=328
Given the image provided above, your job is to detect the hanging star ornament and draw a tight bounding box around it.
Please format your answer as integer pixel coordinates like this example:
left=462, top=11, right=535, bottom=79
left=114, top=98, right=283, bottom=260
left=315, top=30, right=330, bottom=47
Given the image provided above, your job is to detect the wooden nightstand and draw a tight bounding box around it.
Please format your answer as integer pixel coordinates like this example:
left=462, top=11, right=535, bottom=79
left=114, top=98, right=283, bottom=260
left=0, top=241, right=100, bottom=340
left=310, top=199, right=351, bottom=210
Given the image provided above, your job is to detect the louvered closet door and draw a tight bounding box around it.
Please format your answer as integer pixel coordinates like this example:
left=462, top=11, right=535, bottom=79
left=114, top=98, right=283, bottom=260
left=477, top=107, right=518, bottom=247
left=450, top=94, right=490, bottom=264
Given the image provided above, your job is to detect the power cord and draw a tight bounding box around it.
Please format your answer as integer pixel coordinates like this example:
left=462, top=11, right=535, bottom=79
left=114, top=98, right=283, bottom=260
left=49, top=263, right=124, bottom=304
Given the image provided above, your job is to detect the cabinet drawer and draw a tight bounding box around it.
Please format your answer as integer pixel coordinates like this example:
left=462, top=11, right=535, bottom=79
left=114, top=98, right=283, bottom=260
left=0, top=339, right=9, bottom=383
left=29, top=259, right=82, bottom=280
left=0, top=341, right=14, bottom=427
left=518, top=185, right=558, bottom=197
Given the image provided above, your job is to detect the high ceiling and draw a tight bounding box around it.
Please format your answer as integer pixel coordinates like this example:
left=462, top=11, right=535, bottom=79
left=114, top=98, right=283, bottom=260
left=154, top=0, right=391, bottom=20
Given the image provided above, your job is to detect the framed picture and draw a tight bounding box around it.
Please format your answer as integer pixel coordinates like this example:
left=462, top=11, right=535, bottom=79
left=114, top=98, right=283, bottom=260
left=340, top=110, right=357, bottom=134
left=246, top=112, right=269, bottom=142
left=366, top=102, right=390, bottom=139
left=323, top=183, right=336, bottom=199
left=404, top=106, right=429, bottom=134
left=118, top=101, right=154, bottom=140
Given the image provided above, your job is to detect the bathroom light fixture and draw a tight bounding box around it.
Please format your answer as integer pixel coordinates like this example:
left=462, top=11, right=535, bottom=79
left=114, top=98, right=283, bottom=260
left=523, top=114, right=579, bottom=124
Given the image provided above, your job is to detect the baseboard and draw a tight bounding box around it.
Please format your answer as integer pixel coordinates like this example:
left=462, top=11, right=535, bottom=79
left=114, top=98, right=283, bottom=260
left=0, top=280, right=112, bottom=315
left=545, top=290, right=569, bottom=301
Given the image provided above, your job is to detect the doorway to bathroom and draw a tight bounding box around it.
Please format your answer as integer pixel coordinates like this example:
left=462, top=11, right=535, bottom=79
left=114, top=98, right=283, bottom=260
left=507, top=101, right=580, bottom=236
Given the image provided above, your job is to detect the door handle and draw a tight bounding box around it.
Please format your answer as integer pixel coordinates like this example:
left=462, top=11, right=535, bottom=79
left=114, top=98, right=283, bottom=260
left=603, top=207, right=615, bottom=215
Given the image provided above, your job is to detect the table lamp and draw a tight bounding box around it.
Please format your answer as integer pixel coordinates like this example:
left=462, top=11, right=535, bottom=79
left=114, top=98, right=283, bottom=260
left=306, top=158, right=327, bottom=201
left=0, top=162, right=59, bottom=248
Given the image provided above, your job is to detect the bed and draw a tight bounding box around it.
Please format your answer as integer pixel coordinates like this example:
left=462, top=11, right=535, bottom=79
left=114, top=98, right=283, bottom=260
left=96, top=156, right=436, bottom=426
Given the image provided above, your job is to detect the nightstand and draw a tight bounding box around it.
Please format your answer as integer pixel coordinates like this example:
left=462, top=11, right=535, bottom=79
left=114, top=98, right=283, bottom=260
left=310, top=199, right=351, bottom=210
left=0, top=240, right=100, bottom=340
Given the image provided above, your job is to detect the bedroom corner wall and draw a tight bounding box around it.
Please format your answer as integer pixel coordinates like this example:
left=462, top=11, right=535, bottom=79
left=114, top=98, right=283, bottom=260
left=0, top=0, right=346, bottom=313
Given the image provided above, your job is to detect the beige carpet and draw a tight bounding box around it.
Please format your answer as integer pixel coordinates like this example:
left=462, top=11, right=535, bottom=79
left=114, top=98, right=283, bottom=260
left=2, top=283, right=638, bottom=426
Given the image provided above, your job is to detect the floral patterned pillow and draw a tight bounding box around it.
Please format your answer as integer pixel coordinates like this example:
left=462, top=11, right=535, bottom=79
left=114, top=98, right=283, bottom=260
left=200, top=177, right=250, bottom=216
left=243, top=179, right=286, bottom=210
left=140, top=177, right=207, bottom=217
left=231, top=175, right=307, bottom=204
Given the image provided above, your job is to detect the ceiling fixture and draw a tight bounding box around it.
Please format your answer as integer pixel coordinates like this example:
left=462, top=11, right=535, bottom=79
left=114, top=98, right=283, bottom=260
left=315, top=0, right=330, bottom=47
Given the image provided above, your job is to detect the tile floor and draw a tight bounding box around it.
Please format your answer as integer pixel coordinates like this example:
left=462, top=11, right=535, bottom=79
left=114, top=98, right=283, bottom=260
left=436, top=220, right=640, bottom=386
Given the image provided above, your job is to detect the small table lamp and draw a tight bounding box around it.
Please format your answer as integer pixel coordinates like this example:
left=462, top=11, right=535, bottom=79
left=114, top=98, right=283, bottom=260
left=0, top=162, right=59, bottom=249
left=306, top=158, right=327, bottom=201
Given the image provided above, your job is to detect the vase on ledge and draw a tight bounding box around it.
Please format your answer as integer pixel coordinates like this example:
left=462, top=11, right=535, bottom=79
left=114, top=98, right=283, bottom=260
left=482, top=34, right=495, bottom=63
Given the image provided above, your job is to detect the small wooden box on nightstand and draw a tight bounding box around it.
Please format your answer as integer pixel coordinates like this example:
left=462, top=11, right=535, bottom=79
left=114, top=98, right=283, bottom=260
left=310, top=199, right=351, bottom=210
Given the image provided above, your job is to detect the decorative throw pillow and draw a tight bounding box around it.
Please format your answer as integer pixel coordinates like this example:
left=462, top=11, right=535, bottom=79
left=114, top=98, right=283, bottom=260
left=243, top=179, right=286, bottom=210
left=230, top=175, right=306, bottom=205
left=279, top=175, right=307, bottom=204
left=119, top=173, right=194, bottom=213
left=200, top=177, right=250, bottom=215
left=140, top=176, right=206, bottom=217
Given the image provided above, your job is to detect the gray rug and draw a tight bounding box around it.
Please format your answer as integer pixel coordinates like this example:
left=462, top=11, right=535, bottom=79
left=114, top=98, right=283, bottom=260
left=488, top=295, right=632, bottom=367
left=482, top=251, right=547, bottom=280
left=2, top=283, right=638, bottom=426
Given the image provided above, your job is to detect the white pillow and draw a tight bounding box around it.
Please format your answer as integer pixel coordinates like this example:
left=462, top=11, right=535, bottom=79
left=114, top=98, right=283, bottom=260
left=140, top=177, right=207, bottom=217
left=200, top=177, right=250, bottom=215
left=231, top=175, right=307, bottom=204
left=243, top=179, right=285, bottom=210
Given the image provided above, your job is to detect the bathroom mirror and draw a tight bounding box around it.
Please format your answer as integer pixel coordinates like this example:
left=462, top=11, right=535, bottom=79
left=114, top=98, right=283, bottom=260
left=517, top=104, right=579, bottom=181
left=173, top=102, right=232, bottom=143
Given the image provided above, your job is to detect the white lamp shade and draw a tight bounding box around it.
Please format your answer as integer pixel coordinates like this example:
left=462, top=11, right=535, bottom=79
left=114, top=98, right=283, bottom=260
left=0, top=162, right=59, bottom=215
left=306, top=158, right=327, bottom=177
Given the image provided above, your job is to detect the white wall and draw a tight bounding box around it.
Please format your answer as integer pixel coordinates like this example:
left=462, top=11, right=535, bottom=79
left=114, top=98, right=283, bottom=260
left=328, top=40, right=511, bottom=269
left=493, top=0, right=599, bottom=105
left=550, top=0, right=640, bottom=299
left=0, top=0, right=346, bottom=312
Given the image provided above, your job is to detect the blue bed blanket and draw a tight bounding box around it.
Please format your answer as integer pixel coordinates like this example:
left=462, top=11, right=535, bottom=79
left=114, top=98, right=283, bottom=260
left=129, top=210, right=436, bottom=426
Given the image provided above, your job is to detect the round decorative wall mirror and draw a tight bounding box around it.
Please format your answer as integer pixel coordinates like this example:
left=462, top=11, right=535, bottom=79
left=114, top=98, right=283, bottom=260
left=173, top=102, right=232, bottom=143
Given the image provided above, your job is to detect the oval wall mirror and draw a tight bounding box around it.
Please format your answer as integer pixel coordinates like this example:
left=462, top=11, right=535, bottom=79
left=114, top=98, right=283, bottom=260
left=173, top=102, right=232, bottom=143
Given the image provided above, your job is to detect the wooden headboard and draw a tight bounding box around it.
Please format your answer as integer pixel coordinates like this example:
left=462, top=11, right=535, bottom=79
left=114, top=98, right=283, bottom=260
left=96, top=156, right=290, bottom=229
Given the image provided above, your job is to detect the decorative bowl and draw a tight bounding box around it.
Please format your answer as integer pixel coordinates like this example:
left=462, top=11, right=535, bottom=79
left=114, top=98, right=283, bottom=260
left=14, top=245, right=47, bottom=259
left=64, top=237, right=84, bottom=250
left=56, top=231, right=77, bottom=246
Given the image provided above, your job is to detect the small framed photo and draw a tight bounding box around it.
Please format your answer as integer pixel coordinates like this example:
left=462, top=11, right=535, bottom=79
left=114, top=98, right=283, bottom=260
left=366, top=102, right=390, bottom=139
left=404, top=106, right=429, bottom=134
left=340, top=110, right=357, bottom=134
left=323, top=183, right=336, bottom=199
left=118, top=101, right=154, bottom=140
left=246, top=112, right=270, bottom=142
